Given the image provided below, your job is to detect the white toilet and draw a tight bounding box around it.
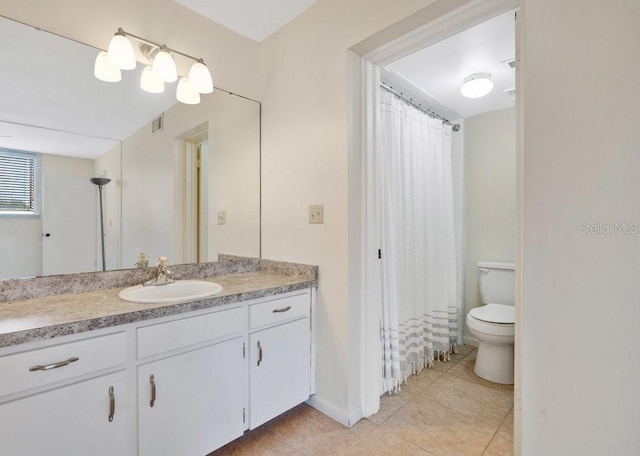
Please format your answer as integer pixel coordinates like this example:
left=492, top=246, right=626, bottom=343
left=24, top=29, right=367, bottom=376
left=466, top=261, right=515, bottom=384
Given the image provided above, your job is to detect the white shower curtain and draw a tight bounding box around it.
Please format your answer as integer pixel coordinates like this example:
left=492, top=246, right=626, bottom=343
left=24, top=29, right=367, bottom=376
left=378, top=88, right=459, bottom=393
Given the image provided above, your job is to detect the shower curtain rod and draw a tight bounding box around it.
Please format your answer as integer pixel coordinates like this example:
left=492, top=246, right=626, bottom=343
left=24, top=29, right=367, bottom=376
left=380, top=83, right=461, bottom=132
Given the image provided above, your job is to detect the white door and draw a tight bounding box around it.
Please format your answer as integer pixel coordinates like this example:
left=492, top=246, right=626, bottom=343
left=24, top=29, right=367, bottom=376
left=138, top=337, right=246, bottom=456
left=42, top=174, right=97, bottom=275
left=0, top=371, right=128, bottom=456
left=249, top=318, right=311, bottom=429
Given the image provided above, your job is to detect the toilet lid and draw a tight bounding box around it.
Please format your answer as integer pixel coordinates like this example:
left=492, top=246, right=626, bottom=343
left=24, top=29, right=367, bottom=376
left=469, top=304, right=515, bottom=324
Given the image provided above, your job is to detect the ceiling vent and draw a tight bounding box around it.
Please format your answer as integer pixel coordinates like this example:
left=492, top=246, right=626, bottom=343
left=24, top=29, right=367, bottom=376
left=504, top=88, right=516, bottom=99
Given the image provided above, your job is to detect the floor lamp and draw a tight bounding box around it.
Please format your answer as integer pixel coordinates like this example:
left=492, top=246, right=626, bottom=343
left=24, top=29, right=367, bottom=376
left=90, top=177, right=111, bottom=271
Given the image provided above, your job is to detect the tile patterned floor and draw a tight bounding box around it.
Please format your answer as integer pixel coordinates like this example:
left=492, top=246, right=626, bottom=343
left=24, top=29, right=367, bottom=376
left=209, top=346, right=514, bottom=456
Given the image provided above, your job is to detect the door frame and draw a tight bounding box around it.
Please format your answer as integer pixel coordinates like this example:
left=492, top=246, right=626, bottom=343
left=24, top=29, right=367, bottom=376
left=348, top=0, right=522, bottom=448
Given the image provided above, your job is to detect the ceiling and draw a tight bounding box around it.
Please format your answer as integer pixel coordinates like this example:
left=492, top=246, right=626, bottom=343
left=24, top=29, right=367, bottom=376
left=174, top=0, right=319, bottom=42
left=0, top=17, right=178, bottom=159
left=385, top=10, right=516, bottom=120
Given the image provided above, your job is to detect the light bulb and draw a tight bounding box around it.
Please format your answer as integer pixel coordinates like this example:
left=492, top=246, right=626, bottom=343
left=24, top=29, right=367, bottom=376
left=94, top=51, right=121, bottom=82
left=152, top=48, right=177, bottom=83
left=188, top=61, right=213, bottom=94
left=140, top=66, right=165, bottom=93
left=460, top=73, right=493, bottom=98
left=176, top=77, right=201, bottom=105
left=107, top=30, right=136, bottom=70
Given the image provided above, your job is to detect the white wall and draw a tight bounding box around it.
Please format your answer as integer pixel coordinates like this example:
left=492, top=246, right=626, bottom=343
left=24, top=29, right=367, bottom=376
left=520, top=1, right=640, bottom=454
left=94, top=143, right=122, bottom=271
left=463, top=108, right=516, bottom=338
left=0, top=154, right=94, bottom=279
left=259, top=0, right=437, bottom=424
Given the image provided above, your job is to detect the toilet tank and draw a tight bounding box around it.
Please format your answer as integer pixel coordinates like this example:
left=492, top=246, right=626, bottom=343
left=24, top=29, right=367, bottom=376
left=478, top=261, right=515, bottom=306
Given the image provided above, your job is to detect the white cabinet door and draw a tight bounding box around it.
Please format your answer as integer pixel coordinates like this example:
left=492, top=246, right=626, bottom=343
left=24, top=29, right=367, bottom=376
left=0, top=371, right=127, bottom=456
left=249, top=317, right=311, bottom=429
left=138, top=337, right=246, bottom=456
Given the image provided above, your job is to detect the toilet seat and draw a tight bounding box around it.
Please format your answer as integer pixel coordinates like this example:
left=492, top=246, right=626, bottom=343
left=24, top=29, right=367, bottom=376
left=469, top=303, right=514, bottom=324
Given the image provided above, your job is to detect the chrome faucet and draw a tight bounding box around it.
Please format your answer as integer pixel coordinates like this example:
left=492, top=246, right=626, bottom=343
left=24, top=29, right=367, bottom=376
left=144, top=256, right=175, bottom=286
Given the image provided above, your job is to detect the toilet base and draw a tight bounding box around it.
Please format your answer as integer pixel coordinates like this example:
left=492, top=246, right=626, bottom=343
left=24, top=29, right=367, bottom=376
left=474, top=341, right=514, bottom=385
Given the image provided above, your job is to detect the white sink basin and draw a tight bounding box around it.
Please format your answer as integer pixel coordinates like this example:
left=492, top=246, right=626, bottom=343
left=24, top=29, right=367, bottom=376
left=118, top=280, right=223, bottom=304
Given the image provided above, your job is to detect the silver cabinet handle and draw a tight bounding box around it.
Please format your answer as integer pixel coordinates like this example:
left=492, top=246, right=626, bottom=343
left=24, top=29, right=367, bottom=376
left=150, top=375, right=156, bottom=407
left=29, top=356, right=79, bottom=372
left=108, top=386, right=115, bottom=422
left=272, top=306, right=292, bottom=313
left=257, top=341, right=263, bottom=367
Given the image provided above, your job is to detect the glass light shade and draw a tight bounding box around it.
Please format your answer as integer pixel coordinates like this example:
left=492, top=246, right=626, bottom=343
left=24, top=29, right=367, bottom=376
left=140, top=66, right=165, bottom=93
left=107, top=33, right=136, bottom=70
left=94, top=51, right=121, bottom=82
left=176, top=77, right=201, bottom=105
left=460, top=73, right=493, bottom=98
left=188, top=62, right=213, bottom=94
left=152, top=50, right=177, bottom=83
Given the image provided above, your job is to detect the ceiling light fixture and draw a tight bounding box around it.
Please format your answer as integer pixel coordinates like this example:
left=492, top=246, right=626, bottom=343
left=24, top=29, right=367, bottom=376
left=94, top=28, right=214, bottom=105
left=460, top=73, right=493, bottom=99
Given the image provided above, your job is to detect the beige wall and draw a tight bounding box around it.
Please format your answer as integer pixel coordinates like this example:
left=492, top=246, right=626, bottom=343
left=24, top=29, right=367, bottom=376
left=463, top=107, right=516, bottom=338
left=259, top=0, right=436, bottom=423
left=520, top=1, right=640, bottom=453
left=121, top=91, right=260, bottom=266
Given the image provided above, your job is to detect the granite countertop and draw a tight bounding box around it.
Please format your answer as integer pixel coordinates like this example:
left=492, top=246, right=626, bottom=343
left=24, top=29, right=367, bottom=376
left=0, top=268, right=316, bottom=349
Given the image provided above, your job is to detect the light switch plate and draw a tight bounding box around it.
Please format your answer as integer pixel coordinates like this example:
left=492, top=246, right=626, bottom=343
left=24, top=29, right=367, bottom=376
left=309, top=205, right=324, bottom=224
left=217, top=211, right=226, bottom=225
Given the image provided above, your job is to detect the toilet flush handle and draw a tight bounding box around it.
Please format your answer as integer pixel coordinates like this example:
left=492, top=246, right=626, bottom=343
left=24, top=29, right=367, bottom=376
left=478, top=268, right=489, bottom=274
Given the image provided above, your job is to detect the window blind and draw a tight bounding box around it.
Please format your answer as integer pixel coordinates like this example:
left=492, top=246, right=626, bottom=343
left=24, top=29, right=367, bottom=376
left=0, top=150, right=38, bottom=214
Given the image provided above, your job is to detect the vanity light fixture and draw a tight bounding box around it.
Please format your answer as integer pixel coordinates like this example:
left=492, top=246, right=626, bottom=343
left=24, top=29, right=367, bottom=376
left=176, top=77, right=201, bottom=105
left=140, top=66, right=165, bottom=93
left=151, top=46, right=178, bottom=83
left=460, top=73, right=493, bottom=98
left=94, top=51, right=121, bottom=82
left=94, top=27, right=214, bottom=104
left=106, top=29, right=136, bottom=70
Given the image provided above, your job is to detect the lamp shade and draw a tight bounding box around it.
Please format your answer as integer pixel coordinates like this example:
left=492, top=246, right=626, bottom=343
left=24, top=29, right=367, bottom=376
left=94, top=51, right=121, bottom=82
left=188, top=61, right=213, bottom=94
left=140, top=66, right=165, bottom=93
left=460, top=73, right=493, bottom=98
left=152, top=49, right=177, bottom=83
left=176, top=77, right=201, bottom=105
left=107, top=32, right=136, bottom=70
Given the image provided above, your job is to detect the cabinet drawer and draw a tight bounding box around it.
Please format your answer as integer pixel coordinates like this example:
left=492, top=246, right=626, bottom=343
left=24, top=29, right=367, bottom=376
left=249, top=292, right=309, bottom=329
left=0, top=332, right=126, bottom=398
left=137, top=306, right=244, bottom=358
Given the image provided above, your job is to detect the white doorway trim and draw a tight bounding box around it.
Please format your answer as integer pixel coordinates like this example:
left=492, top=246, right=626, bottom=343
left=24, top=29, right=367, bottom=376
left=348, top=0, right=522, bottom=448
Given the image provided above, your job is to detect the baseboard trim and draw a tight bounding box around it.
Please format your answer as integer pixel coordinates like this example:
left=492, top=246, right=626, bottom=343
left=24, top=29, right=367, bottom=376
left=306, top=395, right=357, bottom=428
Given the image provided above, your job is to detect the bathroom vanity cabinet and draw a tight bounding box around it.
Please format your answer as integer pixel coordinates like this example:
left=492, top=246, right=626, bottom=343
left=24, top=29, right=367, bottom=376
left=248, top=292, right=312, bottom=429
left=0, top=332, right=129, bottom=455
left=0, top=288, right=314, bottom=456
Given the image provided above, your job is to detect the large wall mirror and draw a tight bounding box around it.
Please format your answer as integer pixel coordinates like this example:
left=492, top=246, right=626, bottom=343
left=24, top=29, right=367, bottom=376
left=0, top=16, right=260, bottom=281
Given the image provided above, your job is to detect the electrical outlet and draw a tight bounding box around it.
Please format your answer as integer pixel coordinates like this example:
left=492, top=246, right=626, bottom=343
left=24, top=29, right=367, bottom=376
left=309, top=205, right=324, bottom=224
left=217, top=211, right=226, bottom=225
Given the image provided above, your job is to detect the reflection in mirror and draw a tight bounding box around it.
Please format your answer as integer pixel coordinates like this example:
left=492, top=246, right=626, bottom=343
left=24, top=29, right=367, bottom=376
left=0, top=16, right=260, bottom=281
